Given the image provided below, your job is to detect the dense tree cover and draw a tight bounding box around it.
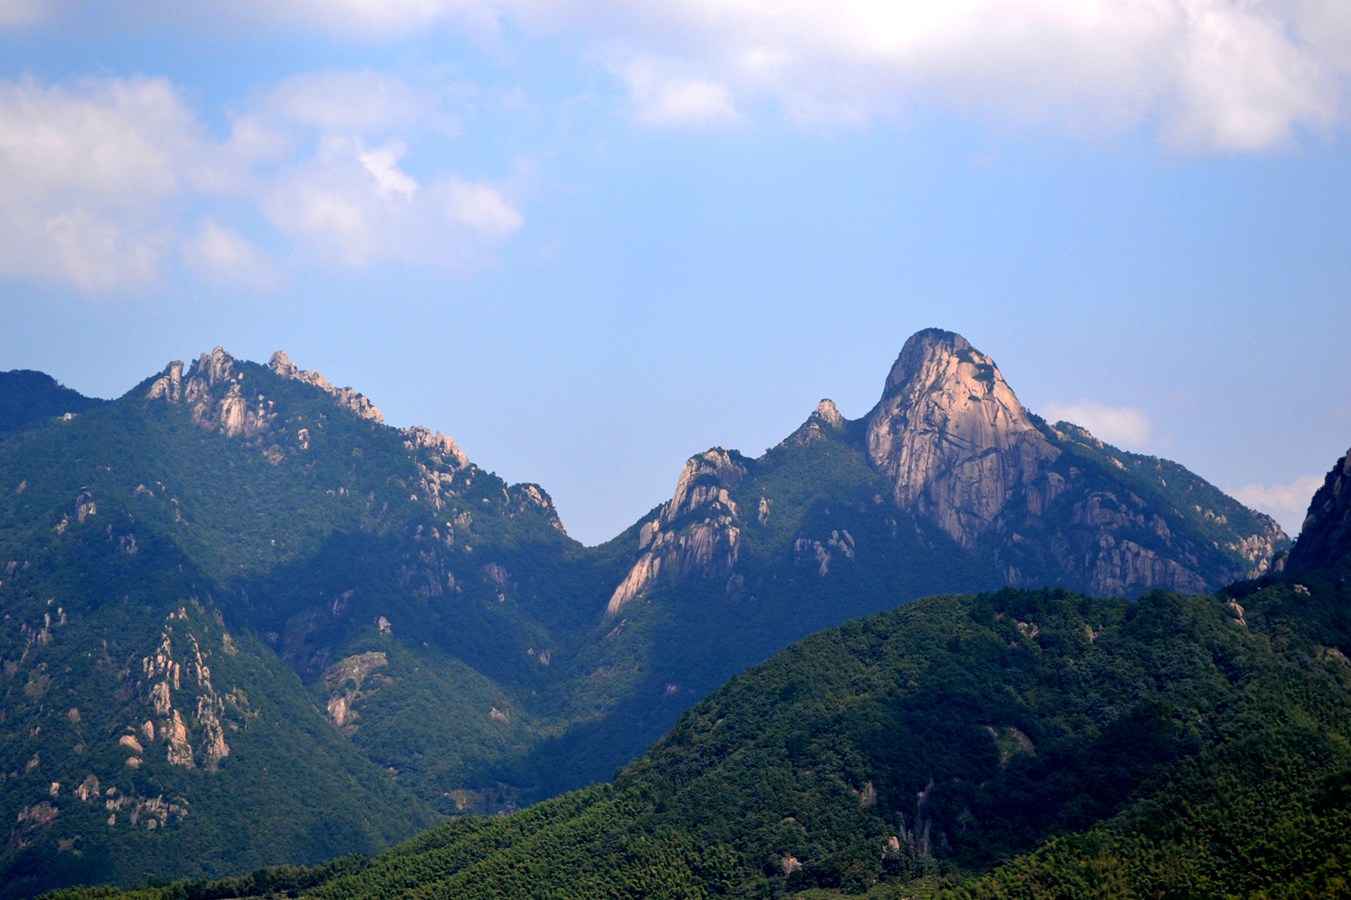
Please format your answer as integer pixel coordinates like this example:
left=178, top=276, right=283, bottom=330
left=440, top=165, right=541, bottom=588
left=58, top=573, right=1349, bottom=898
left=0, top=371, right=106, bottom=441
left=0, top=348, right=1310, bottom=896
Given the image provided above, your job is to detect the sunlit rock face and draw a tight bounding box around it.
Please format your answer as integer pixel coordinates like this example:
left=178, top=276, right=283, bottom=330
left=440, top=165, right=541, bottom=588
left=866, top=329, right=1060, bottom=550
left=606, top=327, right=1288, bottom=603
left=268, top=350, right=383, bottom=425
left=862, top=328, right=1286, bottom=596
left=607, top=448, right=747, bottom=614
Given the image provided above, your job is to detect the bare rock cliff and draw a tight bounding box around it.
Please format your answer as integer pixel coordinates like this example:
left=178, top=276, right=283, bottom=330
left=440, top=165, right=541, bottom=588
left=607, top=448, right=748, bottom=614
left=146, top=348, right=276, bottom=439
left=866, top=329, right=1060, bottom=549
left=863, top=329, right=1284, bottom=595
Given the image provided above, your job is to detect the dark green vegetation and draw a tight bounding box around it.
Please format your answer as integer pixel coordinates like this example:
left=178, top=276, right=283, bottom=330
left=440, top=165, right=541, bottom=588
left=0, top=371, right=106, bottom=440
left=54, top=573, right=1351, bottom=898
left=0, top=336, right=1298, bottom=895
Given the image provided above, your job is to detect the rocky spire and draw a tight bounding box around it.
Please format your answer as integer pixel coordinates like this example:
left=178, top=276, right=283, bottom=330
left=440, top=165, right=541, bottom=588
left=784, top=399, right=849, bottom=446
left=865, top=329, right=1058, bottom=548
left=606, top=448, right=747, bottom=615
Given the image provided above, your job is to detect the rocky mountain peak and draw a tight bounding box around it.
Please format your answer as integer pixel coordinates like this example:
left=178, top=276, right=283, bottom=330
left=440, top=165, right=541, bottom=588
left=269, top=351, right=383, bottom=425
left=786, top=399, right=849, bottom=446
left=606, top=448, right=748, bottom=615
left=866, top=330, right=1058, bottom=548
left=812, top=399, right=846, bottom=429
left=190, top=347, right=237, bottom=386
left=668, top=448, right=747, bottom=525
left=1287, top=446, right=1351, bottom=574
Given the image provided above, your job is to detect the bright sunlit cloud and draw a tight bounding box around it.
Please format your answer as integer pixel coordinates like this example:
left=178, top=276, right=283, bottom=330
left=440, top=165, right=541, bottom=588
left=1230, top=474, right=1325, bottom=537
left=506, top=0, right=1350, bottom=148
left=1041, top=400, right=1155, bottom=449
left=0, top=69, right=524, bottom=291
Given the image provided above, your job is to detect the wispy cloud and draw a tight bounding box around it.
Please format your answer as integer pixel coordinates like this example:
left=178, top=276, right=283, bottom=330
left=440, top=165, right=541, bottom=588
left=260, top=69, right=441, bottom=133
left=616, top=59, right=740, bottom=128
left=0, top=75, right=203, bottom=290
left=1229, top=474, right=1325, bottom=537
left=183, top=218, right=278, bottom=288
left=13, top=2, right=1349, bottom=150
left=0, top=70, right=524, bottom=291
left=0, top=0, right=48, bottom=27
left=506, top=0, right=1350, bottom=148
left=1041, top=400, right=1154, bottom=449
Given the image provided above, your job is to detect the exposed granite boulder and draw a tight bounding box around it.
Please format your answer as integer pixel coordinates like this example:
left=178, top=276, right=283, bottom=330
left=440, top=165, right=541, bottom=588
left=146, top=348, right=275, bottom=439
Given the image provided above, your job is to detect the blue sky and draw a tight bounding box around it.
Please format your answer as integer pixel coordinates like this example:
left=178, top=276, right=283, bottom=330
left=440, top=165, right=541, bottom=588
left=2, top=1, right=1349, bottom=545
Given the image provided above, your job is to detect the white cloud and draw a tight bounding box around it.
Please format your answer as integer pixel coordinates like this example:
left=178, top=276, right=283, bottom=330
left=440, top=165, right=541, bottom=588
left=19, top=2, right=1347, bottom=149
left=262, top=69, right=436, bottom=133
left=0, top=75, right=205, bottom=289
left=0, top=71, right=526, bottom=290
left=1041, top=400, right=1155, bottom=448
left=266, top=135, right=522, bottom=269
left=264, top=136, right=405, bottom=268
left=1166, top=0, right=1338, bottom=151
left=503, top=0, right=1351, bottom=148
left=440, top=178, right=523, bottom=237
left=1229, top=474, right=1325, bottom=536
left=359, top=139, right=420, bottom=200
left=618, top=59, right=739, bottom=127
left=184, top=219, right=277, bottom=287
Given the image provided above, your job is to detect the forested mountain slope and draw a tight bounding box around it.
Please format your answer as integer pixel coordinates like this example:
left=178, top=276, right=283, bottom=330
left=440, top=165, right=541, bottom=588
left=0, top=371, right=106, bottom=440
left=69, top=444, right=1350, bottom=899
left=0, top=334, right=1296, bottom=896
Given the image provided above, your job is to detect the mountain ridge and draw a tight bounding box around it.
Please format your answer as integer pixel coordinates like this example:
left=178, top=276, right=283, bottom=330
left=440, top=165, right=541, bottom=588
left=0, top=328, right=1301, bottom=895
left=73, top=439, right=1351, bottom=898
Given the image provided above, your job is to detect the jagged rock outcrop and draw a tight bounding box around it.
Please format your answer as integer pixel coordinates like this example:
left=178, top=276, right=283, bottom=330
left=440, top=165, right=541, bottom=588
left=607, top=328, right=1286, bottom=605
left=134, top=605, right=238, bottom=772
left=866, top=329, right=1060, bottom=549
left=146, top=348, right=276, bottom=439
left=1287, top=446, right=1351, bottom=574
left=269, top=350, right=383, bottom=425
left=786, top=399, right=848, bottom=446
left=321, top=651, right=389, bottom=732
left=403, top=426, right=474, bottom=511
left=607, top=448, right=748, bottom=614
left=861, top=329, right=1284, bottom=596
left=147, top=348, right=384, bottom=447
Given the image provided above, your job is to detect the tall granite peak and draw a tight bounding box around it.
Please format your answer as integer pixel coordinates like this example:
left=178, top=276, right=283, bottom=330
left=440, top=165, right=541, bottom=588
left=867, top=329, right=1058, bottom=549
left=1287, top=446, right=1351, bottom=575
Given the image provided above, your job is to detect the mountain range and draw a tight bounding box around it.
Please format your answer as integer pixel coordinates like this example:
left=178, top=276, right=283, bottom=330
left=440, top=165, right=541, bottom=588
left=0, top=329, right=1299, bottom=895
